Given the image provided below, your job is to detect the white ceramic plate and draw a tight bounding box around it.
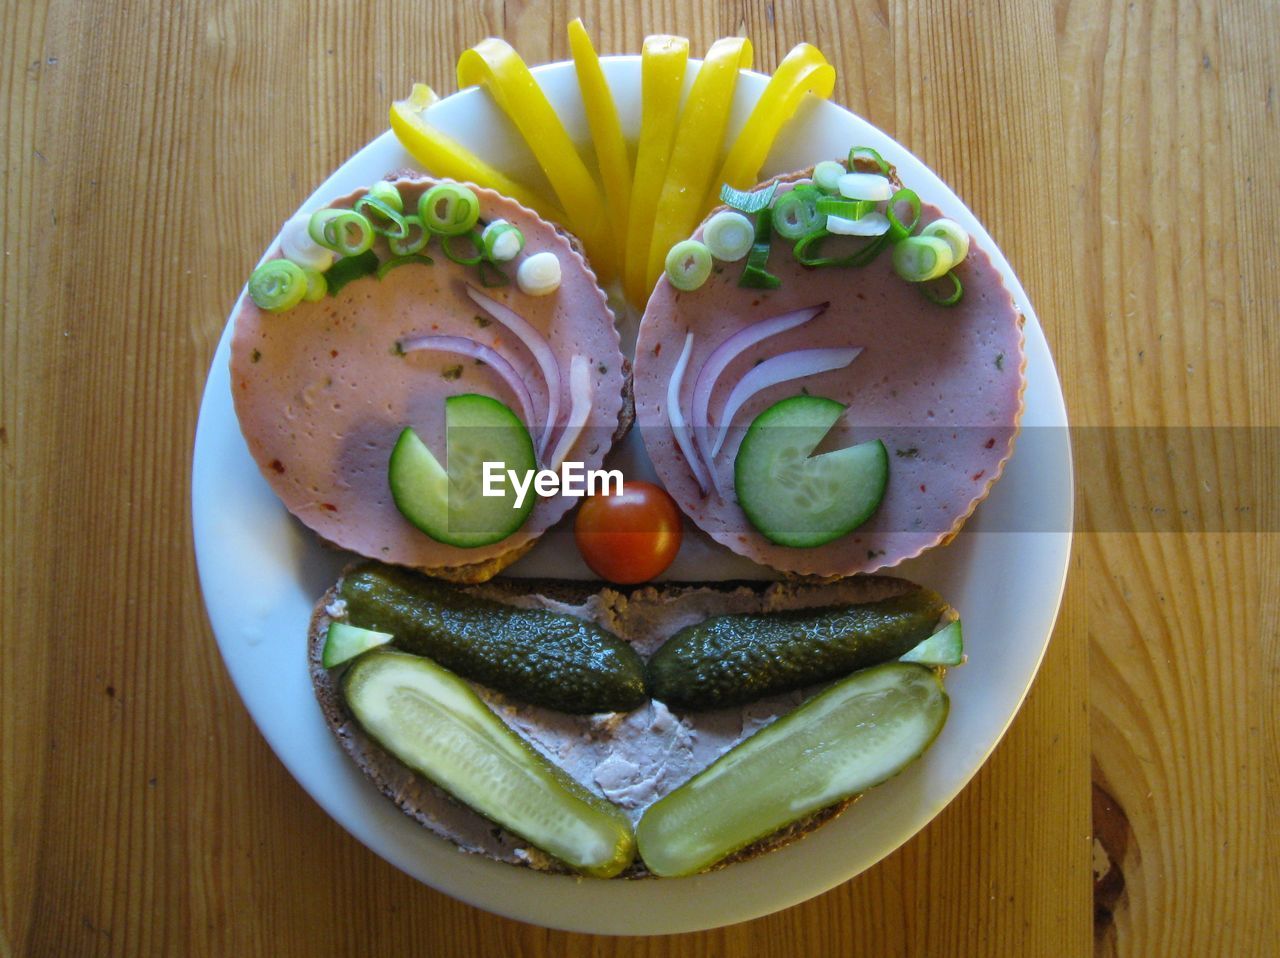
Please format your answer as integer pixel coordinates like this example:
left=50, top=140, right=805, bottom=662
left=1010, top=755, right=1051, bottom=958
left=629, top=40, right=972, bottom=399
left=192, top=58, right=1073, bottom=934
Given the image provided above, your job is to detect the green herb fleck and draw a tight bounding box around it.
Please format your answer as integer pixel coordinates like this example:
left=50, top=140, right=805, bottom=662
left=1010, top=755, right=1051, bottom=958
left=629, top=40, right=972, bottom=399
left=441, top=364, right=463, bottom=381
left=895, top=447, right=919, bottom=459
left=474, top=315, right=491, bottom=328
left=995, top=352, right=1005, bottom=370
left=391, top=341, right=405, bottom=357
left=250, top=348, right=261, bottom=363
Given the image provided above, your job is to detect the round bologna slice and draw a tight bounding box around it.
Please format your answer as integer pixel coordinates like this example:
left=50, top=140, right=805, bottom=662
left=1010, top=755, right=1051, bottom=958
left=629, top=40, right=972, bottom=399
left=230, top=178, right=628, bottom=582
left=633, top=170, right=1025, bottom=578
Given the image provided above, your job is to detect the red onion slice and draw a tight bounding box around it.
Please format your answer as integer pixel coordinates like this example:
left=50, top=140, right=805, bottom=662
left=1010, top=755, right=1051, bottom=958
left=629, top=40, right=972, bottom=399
left=709, top=345, right=865, bottom=461
left=465, top=285, right=561, bottom=458
left=547, top=355, right=593, bottom=470
left=399, top=334, right=536, bottom=431
left=668, top=331, right=712, bottom=494
left=691, top=302, right=829, bottom=485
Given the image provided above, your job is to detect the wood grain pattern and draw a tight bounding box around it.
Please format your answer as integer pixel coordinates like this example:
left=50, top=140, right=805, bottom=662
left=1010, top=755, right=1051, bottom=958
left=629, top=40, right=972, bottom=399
left=0, top=0, right=1271, bottom=954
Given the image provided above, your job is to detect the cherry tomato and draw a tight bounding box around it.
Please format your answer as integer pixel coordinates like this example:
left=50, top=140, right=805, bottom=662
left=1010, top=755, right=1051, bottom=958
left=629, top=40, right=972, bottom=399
left=573, top=480, right=683, bottom=584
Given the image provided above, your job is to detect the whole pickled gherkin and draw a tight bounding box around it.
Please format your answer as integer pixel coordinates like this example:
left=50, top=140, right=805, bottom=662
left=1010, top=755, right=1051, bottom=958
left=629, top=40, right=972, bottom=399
left=338, top=562, right=646, bottom=713
left=645, top=587, right=947, bottom=710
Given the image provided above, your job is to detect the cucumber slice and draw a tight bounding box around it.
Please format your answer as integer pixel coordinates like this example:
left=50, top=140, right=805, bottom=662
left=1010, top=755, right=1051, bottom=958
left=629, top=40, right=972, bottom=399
left=322, top=621, right=393, bottom=668
left=900, top=618, right=964, bottom=666
left=389, top=393, right=536, bottom=548
left=343, top=649, right=635, bottom=877
left=636, top=662, right=948, bottom=877
left=734, top=395, right=888, bottom=548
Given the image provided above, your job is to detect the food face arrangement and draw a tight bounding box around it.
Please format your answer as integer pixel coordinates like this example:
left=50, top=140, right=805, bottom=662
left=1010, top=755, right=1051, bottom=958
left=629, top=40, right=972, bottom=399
left=229, top=22, right=1024, bottom=880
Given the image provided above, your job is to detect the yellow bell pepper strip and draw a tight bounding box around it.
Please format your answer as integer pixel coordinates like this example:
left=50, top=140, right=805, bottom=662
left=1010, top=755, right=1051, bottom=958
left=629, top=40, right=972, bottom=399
left=568, top=19, right=633, bottom=281
left=704, top=43, right=836, bottom=210
left=457, top=38, right=616, bottom=282
left=389, top=84, right=566, bottom=225
left=622, top=35, right=689, bottom=307
left=644, top=37, right=754, bottom=295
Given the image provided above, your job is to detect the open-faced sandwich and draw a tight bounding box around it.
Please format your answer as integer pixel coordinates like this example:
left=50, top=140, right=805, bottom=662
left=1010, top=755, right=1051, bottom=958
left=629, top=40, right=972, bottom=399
left=227, top=22, right=1023, bottom=883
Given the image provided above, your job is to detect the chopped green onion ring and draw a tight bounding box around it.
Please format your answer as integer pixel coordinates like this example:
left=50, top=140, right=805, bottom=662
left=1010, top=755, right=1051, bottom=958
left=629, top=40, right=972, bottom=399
left=920, top=218, right=970, bottom=264
left=702, top=210, right=754, bottom=261
left=302, top=268, right=327, bottom=301
left=441, top=229, right=484, bottom=266
left=248, top=259, right=309, bottom=312
left=419, top=183, right=481, bottom=237
left=812, top=160, right=846, bottom=193
left=308, top=209, right=374, bottom=256
left=848, top=145, right=890, bottom=175
left=772, top=190, right=824, bottom=240
left=665, top=239, right=713, bottom=291
left=719, top=181, right=778, bottom=214
left=354, top=195, right=409, bottom=239
left=886, top=188, right=922, bottom=243
left=376, top=253, right=435, bottom=280
left=388, top=215, right=429, bottom=256
left=793, top=229, right=888, bottom=268
left=815, top=196, right=876, bottom=219
left=739, top=263, right=781, bottom=289
left=368, top=180, right=404, bottom=213
left=481, top=220, right=524, bottom=262
left=738, top=206, right=781, bottom=288
left=921, top=270, right=964, bottom=306
left=891, top=235, right=954, bottom=282
left=324, top=249, right=380, bottom=295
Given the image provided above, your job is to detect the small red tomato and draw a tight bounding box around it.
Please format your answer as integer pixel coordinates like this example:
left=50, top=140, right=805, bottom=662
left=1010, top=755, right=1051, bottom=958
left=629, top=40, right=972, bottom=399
left=573, top=480, right=683, bottom=584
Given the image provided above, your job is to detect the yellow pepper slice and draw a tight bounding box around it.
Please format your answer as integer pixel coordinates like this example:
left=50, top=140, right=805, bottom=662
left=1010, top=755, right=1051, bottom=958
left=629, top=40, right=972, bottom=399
left=644, top=37, right=754, bottom=294
left=568, top=19, right=632, bottom=281
left=623, top=36, right=689, bottom=307
left=389, top=83, right=565, bottom=224
left=457, top=38, right=615, bottom=281
left=705, top=43, right=836, bottom=209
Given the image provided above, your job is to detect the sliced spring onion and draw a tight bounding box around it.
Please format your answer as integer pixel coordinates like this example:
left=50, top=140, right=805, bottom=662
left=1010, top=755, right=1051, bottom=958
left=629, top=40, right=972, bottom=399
left=816, top=196, right=876, bottom=219
left=920, top=218, right=970, bottom=264
left=516, top=251, right=562, bottom=297
left=624, top=34, right=690, bottom=306
left=837, top=172, right=893, bottom=201
left=546, top=354, right=594, bottom=471
left=739, top=207, right=780, bottom=288
left=440, top=231, right=483, bottom=266
left=481, top=220, right=524, bottom=262
left=302, top=268, right=327, bottom=301
left=308, top=209, right=375, bottom=256
left=709, top=346, right=864, bottom=459
left=667, top=331, right=712, bottom=493
left=465, top=285, right=561, bottom=457
left=720, top=181, right=777, bottom=214
left=389, top=84, right=565, bottom=225
left=848, top=145, right=890, bottom=175
left=388, top=215, right=429, bottom=256
left=771, top=189, right=824, bottom=240
left=478, top=260, right=509, bottom=288
left=367, top=180, right=404, bottom=213
left=793, top=229, right=888, bottom=268
left=827, top=211, right=891, bottom=236
left=665, top=239, right=713, bottom=292
left=691, top=303, right=830, bottom=495
left=419, top=183, right=480, bottom=237
left=702, top=210, right=755, bottom=261
left=354, top=194, right=408, bottom=239
left=921, top=271, right=964, bottom=306
left=812, top=160, right=846, bottom=193
left=324, top=249, right=380, bottom=296
left=885, top=188, right=921, bottom=242
left=248, top=260, right=308, bottom=312
left=739, top=263, right=782, bottom=289
left=280, top=212, right=336, bottom=272
left=376, top=253, right=434, bottom=280
left=891, top=235, right=955, bottom=282
left=399, top=333, right=537, bottom=431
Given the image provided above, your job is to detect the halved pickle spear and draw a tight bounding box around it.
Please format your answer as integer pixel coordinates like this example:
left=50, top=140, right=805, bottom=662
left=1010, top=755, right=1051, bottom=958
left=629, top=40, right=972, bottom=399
left=343, top=649, right=635, bottom=878
left=636, top=662, right=948, bottom=877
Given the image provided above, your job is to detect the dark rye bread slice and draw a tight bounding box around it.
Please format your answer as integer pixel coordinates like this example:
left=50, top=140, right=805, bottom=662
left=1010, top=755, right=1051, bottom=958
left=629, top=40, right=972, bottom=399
left=309, top=571, right=933, bottom=877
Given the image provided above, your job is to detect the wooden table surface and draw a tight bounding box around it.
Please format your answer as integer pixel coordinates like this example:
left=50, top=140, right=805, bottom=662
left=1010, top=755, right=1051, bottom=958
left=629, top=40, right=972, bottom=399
left=3, top=1, right=1275, bottom=955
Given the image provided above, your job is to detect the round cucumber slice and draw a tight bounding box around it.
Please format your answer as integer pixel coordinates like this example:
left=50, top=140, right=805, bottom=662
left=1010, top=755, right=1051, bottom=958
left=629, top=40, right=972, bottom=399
left=389, top=394, right=536, bottom=548
left=734, top=395, right=888, bottom=547
left=636, top=661, right=949, bottom=877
